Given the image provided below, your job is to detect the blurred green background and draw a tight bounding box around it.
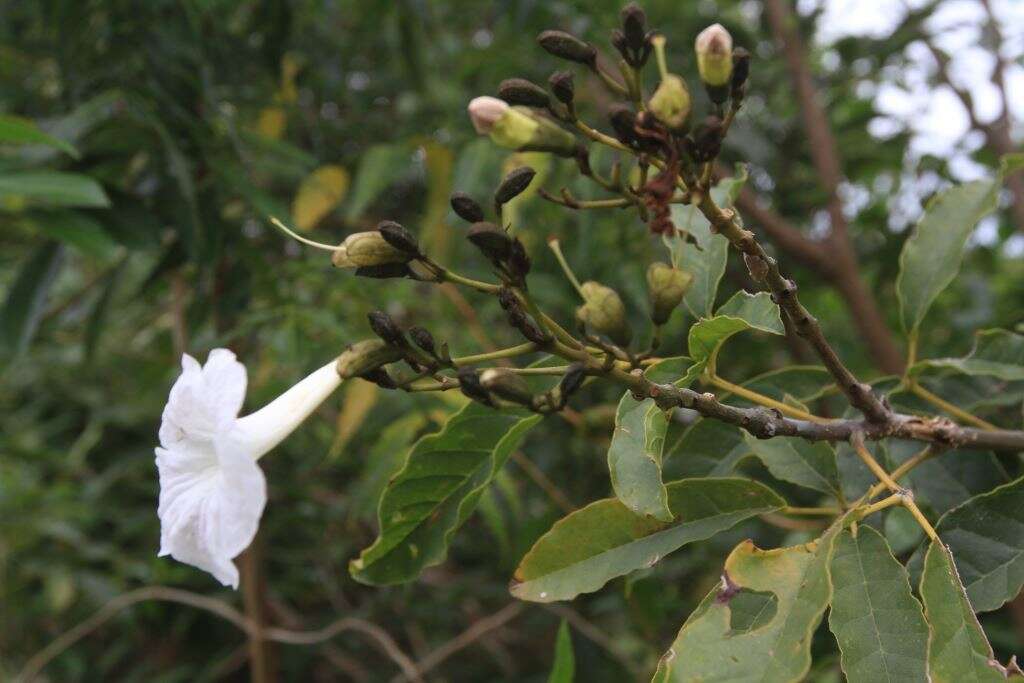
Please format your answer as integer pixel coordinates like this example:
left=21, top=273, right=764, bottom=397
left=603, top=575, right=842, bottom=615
left=2, top=0, right=1021, bottom=680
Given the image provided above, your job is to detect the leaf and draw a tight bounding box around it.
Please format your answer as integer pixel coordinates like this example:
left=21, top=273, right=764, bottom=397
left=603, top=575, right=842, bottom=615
left=511, top=478, right=783, bottom=602
left=0, top=171, right=110, bottom=209
left=920, top=541, right=1006, bottom=683
left=547, top=620, right=575, bottom=683
left=22, top=209, right=120, bottom=260
left=1, top=242, right=64, bottom=356
left=350, top=403, right=540, bottom=585
left=291, top=165, right=349, bottom=231
left=0, top=114, right=79, bottom=158
left=344, top=144, right=411, bottom=220
left=665, top=165, right=747, bottom=318
left=666, top=418, right=748, bottom=478
left=929, top=475, right=1024, bottom=612
left=348, top=412, right=429, bottom=522
left=644, top=356, right=702, bottom=387
left=889, top=441, right=1008, bottom=515
left=688, top=292, right=784, bottom=365
left=827, top=526, right=928, bottom=682
left=652, top=521, right=843, bottom=683
left=742, top=433, right=842, bottom=499
left=607, top=394, right=672, bottom=522
left=913, top=329, right=1024, bottom=381
left=84, top=260, right=125, bottom=360
left=896, top=174, right=1005, bottom=335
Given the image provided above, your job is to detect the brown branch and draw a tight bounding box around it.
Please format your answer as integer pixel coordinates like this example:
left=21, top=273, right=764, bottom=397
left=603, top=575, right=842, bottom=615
left=762, top=0, right=905, bottom=374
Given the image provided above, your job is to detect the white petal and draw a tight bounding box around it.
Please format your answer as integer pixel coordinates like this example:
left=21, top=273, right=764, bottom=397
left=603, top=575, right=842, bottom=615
left=155, top=438, right=266, bottom=588
left=230, top=360, right=341, bottom=459
left=159, top=349, right=247, bottom=447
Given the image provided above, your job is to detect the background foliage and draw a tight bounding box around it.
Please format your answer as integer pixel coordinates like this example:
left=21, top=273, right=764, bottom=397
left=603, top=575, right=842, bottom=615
left=2, top=0, right=1021, bottom=680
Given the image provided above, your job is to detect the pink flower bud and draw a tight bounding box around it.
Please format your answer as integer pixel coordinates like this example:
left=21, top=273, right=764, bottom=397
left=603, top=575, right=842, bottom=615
left=468, top=96, right=510, bottom=134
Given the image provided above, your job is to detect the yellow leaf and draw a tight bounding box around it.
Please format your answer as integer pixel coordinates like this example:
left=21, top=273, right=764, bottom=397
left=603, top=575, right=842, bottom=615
left=328, top=379, right=380, bottom=460
left=291, top=165, right=350, bottom=231
left=257, top=107, right=287, bottom=140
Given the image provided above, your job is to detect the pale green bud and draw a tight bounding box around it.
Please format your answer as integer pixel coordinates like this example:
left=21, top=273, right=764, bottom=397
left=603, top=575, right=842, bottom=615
left=335, top=339, right=404, bottom=379
left=646, top=262, right=693, bottom=325
left=696, top=24, right=733, bottom=88
left=648, top=75, right=691, bottom=130
left=332, top=231, right=412, bottom=268
left=468, top=96, right=577, bottom=156
left=577, top=281, right=632, bottom=347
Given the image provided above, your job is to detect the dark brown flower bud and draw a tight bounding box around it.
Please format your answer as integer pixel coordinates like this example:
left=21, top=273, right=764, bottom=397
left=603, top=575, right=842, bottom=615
left=494, top=166, right=537, bottom=207
left=367, top=310, right=405, bottom=346
left=498, top=78, right=551, bottom=109
left=608, top=105, right=638, bottom=147
left=450, top=192, right=485, bottom=223
left=537, top=30, right=596, bottom=66
left=376, top=220, right=420, bottom=256
left=355, top=263, right=413, bottom=279
left=610, top=29, right=628, bottom=57
left=408, top=326, right=437, bottom=356
left=690, top=116, right=724, bottom=162
left=548, top=71, right=575, bottom=105
left=360, top=366, right=397, bottom=389
left=559, top=363, right=587, bottom=399
left=480, top=368, right=534, bottom=405
left=731, top=47, right=751, bottom=94
left=467, top=221, right=513, bottom=262
left=621, top=3, right=647, bottom=51
left=457, top=367, right=493, bottom=406
left=506, top=238, right=532, bottom=283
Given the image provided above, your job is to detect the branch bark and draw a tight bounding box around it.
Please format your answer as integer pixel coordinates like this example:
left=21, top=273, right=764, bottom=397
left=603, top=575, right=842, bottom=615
left=762, top=0, right=906, bottom=375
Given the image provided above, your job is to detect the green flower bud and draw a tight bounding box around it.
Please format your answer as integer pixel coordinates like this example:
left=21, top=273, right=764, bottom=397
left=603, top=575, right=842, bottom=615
left=577, top=281, right=632, bottom=347
left=469, top=96, right=578, bottom=156
left=646, top=262, right=693, bottom=325
left=336, top=339, right=403, bottom=379
left=696, top=24, right=733, bottom=90
left=648, top=74, right=691, bottom=131
left=480, top=368, right=533, bottom=405
left=333, top=231, right=412, bottom=269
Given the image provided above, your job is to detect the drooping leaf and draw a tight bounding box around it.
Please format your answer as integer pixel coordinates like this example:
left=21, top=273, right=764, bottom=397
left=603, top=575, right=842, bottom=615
left=652, top=521, right=844, bottom=683
left=742, top=433, right=842, bottom=500
left=827, top=526, right=928, bottom=682
left=291, top=165, right=349, bottom=231
left=607, top=394, right=672, bottom=521
left=0, top=114, right=79, bottom=158
left=919, top=541, right=1007, bottom=683
left=547, top=620, right=575, bottom=683
left=896, top=175, right=1002, bottom=336
left=511, top=478, right=783, bottom=603
left=1, top=242, right=64, bottom=356
left=913, top=329, right=1024, bottom=381
left=930, top=475, right=1024, bottom=612
left=350, top=403, right=540, bottom=585
left=0, top=171, right=110, bottom=209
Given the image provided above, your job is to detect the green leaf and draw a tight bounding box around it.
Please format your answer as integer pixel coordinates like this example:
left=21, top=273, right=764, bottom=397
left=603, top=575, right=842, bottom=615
left=1, top=242, right=64, bottom=356
left=643, top=356, right=700, bottom=386
left=511, top=478, right=783, bottom=602
left=742, top=433, right=842, bottom=499
left=547, top=620, right=575, bottom=683
left=930, top=475, right=1024, bottom=612
left=889, top=442, right=1008, bottom=515
left=350, top=403, right=540, bottom=585
left=0, top=114, right=79, bottom=158
left=896, top=176, right=1003, bottom=335
left=920, top=541, right=1006, bottom=683
left=827, top=526, right=928, bottom=682
left=665, top=166, right=747, bottom=318
left=608, top=394, right=672, bottom=521
left=652, top=522, right=844, bottom=683
left=0, top=171, right=110, bottom=208
left=913, top=329, right=1024, bottom=381
left=688, top=292, right=784, bottom=365
left=22, top=210, right=120, bottom=260
left=344, top=144, right=411, bottom=220
left=666, top=418, right=748, bottom=478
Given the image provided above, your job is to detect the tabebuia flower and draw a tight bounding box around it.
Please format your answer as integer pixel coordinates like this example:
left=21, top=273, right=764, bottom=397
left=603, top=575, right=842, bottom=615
left=155, top=349, right=341, bottom=588
left=467, top=96, right=578, bottom=156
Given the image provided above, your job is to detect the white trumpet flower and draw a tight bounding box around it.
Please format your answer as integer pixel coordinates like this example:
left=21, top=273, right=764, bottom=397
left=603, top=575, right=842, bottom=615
left=156, top=349, right=340, bottom=588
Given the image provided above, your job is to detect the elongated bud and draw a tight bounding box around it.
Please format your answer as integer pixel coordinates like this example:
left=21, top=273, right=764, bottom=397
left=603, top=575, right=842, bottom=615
left=608, top=105, right=638, bottom=147
left=731, top=47, right=751, bottom=96
left=649, top=75, right=691, bottom=131
left=646, top=262, right=693, bottom=325
left=537, top=30, right=596, bottom=66
left=367, top=310, right=405, bottom=347
left=480, top=368, right=533, bottom=405
left=333, top=231, right=413, bottom=269
left=408, top=326, right=437, bottom=356
left=696, top=24, right=733, bottom=104
left=376, top=220, right=419, bottom=257
left=499, top=287, right=550, bottom=345
left=549, top=71, right=575, bottom=106
left=467, top=221, right=513, bottom=261
left=498, top=78, right=551, bottom=109
left=336, top=339, right=403, bottom=379
left=450, top=192, right=485, bottom=223
left=457, top=368, right=493, bottom=406
left=559, top=363, right=587, bottom=400
left=621, top=3, right=647, bottom=52
left=494, top=167, right=536, bottom=210
left=577, top=281, right=632, bottom=347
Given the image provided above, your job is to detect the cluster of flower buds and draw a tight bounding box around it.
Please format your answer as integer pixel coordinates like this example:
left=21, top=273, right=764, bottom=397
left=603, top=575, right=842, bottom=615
left=611, top=3, right=653, bottom=68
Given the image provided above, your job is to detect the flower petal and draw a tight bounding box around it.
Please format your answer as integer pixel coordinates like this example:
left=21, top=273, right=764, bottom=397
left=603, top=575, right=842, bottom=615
left=160, top=349, right=247, bottom=447
left=155, top=438, right=266, bottom=588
